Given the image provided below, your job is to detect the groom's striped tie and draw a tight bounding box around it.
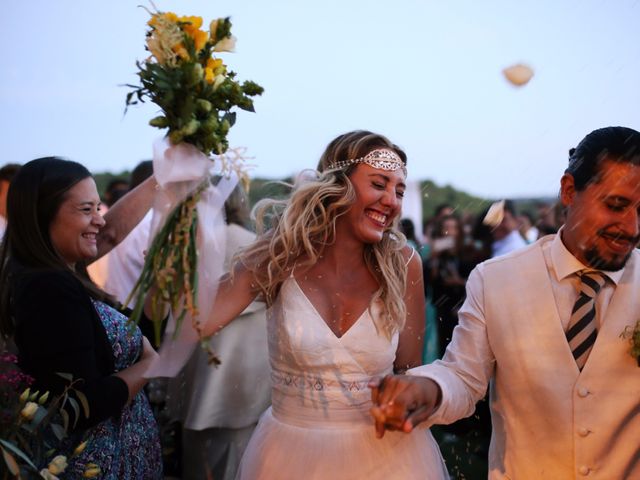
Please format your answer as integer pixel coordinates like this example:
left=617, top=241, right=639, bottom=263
left=566, top=270, right=606, bottom=370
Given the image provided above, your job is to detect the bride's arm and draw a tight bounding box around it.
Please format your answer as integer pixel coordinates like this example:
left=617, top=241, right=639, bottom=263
left=394, top=249, right=426, bottom=372
left=200, top=263, right=261, bottom=337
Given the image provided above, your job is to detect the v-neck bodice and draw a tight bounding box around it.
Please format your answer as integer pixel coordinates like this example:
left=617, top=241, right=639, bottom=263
left=291, top=277, right=370, bottom=339
left=267, top=277, right=399, bottom=427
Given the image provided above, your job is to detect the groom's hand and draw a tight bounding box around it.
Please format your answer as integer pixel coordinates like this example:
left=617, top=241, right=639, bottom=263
left=369, top=375, right=442, bottom=438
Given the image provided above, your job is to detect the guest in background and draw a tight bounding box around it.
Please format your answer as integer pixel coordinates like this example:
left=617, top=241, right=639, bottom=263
left=103, top=178, right=130, bottom=208
left=0, top=163, right=20, bottom=239
left=536, top=200, right=563, bottom=236
left=425, top=214, right=468, bottom=356
left=517, top=211, right=539, bottom=243
left=485, top=199, right=527, bottom=257
left=422, top=203, right=454, bottom=243
left=400, top=218, right=427, bottom=259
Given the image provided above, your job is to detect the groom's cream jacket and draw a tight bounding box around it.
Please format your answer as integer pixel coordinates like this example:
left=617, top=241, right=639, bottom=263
left=411, top=235, right=640, bottom=479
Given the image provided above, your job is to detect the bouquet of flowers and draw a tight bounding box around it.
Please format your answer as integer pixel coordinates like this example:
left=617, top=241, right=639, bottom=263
left=125, top=7, right=263, bottom=359
left=0, top=353, right=99, bottom=479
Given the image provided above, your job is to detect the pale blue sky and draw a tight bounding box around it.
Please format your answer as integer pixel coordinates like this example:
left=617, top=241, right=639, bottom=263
left=2, top=0, right=639, bottom=198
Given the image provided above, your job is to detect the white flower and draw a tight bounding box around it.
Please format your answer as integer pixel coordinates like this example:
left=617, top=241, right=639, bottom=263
left=20, top=401, right=39, bottom=420
left=39, top=469, right=59, bottom=480
left=213, top=36, right=236, bottom=52
left=47, top=455, right=68, bottom=475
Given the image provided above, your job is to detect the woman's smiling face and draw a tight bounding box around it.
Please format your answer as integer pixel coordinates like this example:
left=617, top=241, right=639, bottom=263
left=49, top=177, right=105, bottom=267
left=337, top=156, right=406, bottom=244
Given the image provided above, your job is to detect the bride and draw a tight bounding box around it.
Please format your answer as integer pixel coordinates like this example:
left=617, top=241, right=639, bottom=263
left=201, top=130, right=448, bottom=479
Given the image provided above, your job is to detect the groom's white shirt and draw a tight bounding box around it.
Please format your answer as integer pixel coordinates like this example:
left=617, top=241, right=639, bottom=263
left=411, top=233, right=640, bottom=479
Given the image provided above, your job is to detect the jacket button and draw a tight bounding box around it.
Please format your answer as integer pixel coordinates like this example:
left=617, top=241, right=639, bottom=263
left=578, top=387, right=589, bottom=397
left=578, top=427, right=589, bottom=437
left=578, top=465, right=590, bottom=475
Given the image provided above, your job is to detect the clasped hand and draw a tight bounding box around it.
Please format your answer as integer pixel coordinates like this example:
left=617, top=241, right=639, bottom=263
left=368, top=375, right=442, bottom=438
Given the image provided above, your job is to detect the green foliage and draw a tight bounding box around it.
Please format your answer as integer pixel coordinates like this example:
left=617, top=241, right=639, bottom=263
left=93, top=171, right=131, bottom=198
left=0, top=354, right=94, bottom=478
left=246, top=178, right=293, bottom=208
left=420, top=180, right=489, bottom=221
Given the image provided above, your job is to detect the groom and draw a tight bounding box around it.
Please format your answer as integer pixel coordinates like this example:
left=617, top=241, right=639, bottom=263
left=371, top=126, right=640, bottom=479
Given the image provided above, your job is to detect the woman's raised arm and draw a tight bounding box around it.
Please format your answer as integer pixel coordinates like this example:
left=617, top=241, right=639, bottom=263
left=95, top=176, right=157, bottom=259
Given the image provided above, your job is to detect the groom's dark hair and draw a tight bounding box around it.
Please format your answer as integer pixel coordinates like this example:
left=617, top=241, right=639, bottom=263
left=565, top=126, right=640, bottom=191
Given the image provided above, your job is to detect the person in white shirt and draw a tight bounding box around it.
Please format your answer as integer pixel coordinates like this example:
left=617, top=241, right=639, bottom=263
left=484, top=199, right=527, bottom=258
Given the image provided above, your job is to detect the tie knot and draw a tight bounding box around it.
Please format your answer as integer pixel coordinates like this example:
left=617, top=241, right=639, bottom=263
left=578, top=270, right=606, bottom=297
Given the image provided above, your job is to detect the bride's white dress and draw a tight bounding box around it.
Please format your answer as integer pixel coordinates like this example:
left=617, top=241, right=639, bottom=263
left=236, top=278, right=448, bottom=480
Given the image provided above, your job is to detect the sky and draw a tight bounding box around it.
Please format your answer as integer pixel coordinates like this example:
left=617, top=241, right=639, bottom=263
left=1, top=0, right=639, bottom=199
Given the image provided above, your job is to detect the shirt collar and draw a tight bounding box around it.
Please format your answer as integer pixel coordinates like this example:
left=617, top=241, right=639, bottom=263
left=550, top=227, right=624, bottom=285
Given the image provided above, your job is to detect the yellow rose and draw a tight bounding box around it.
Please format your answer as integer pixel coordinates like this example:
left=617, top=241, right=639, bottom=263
left=213, top=36, right=236, bottom=53
left=172, top=43, right=189, bottom=60
left=73, top=441, right=88, bottom=456
left=47, top=455, right=68, bottom=475
left=179, top=15, right=203, bottom=34
left=20, top=401, right=38, bottom=420
left=204, top=67, right=214, bottom=84
left=192, top=29, right=208, bottom=52
left=83, top=464, right=101, bottom=478
left=207, top=58, right=226, bottom=75
left=38, top=391, right=50, bottom=405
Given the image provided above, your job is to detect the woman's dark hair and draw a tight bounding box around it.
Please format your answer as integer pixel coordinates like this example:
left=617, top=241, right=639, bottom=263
left=0, top=157, right=110, bottom=336
left=399, top=218, right=418, bottom=245
left=565, top=126, right=640, bottom=191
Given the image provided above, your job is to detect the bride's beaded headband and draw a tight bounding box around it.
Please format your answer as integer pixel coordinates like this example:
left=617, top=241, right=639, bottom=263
left=328, top=149, right=407, bottom=176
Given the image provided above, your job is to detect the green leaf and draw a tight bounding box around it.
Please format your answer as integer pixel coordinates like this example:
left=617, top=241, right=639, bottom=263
left=222, top=112, right=236, bottom=127
left=0, top=440, right=38, bottom=471
left=238, top=99, right=255, bottom=112
left=56, top=372, right=74, bottom=382
left=74, top=390, right=91, bottom=419
left=1, top=446, right=21, bottom=475
left=50, top=423, right=65, bottom=441
left=67, top=397, right=81, bottom=429
left=60, top=408, right=69, bottom=433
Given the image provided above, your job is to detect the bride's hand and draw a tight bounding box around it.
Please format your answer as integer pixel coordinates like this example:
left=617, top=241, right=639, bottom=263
left=369, top=375, right=441, bottom=438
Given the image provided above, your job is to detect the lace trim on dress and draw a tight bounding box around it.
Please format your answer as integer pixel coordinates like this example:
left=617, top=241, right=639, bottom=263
left=271, top=371, right=370, bottom=392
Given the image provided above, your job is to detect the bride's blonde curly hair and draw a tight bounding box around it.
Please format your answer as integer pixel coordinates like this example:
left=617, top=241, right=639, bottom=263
left=238, top=130, right=409, bottom=338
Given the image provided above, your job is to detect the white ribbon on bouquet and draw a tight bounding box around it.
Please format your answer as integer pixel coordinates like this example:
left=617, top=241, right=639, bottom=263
left=144, top=138, right=238, bottom=378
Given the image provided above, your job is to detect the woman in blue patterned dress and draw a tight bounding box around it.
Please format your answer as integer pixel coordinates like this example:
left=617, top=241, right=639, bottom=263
left=0, top=157, right=163, bottom=479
